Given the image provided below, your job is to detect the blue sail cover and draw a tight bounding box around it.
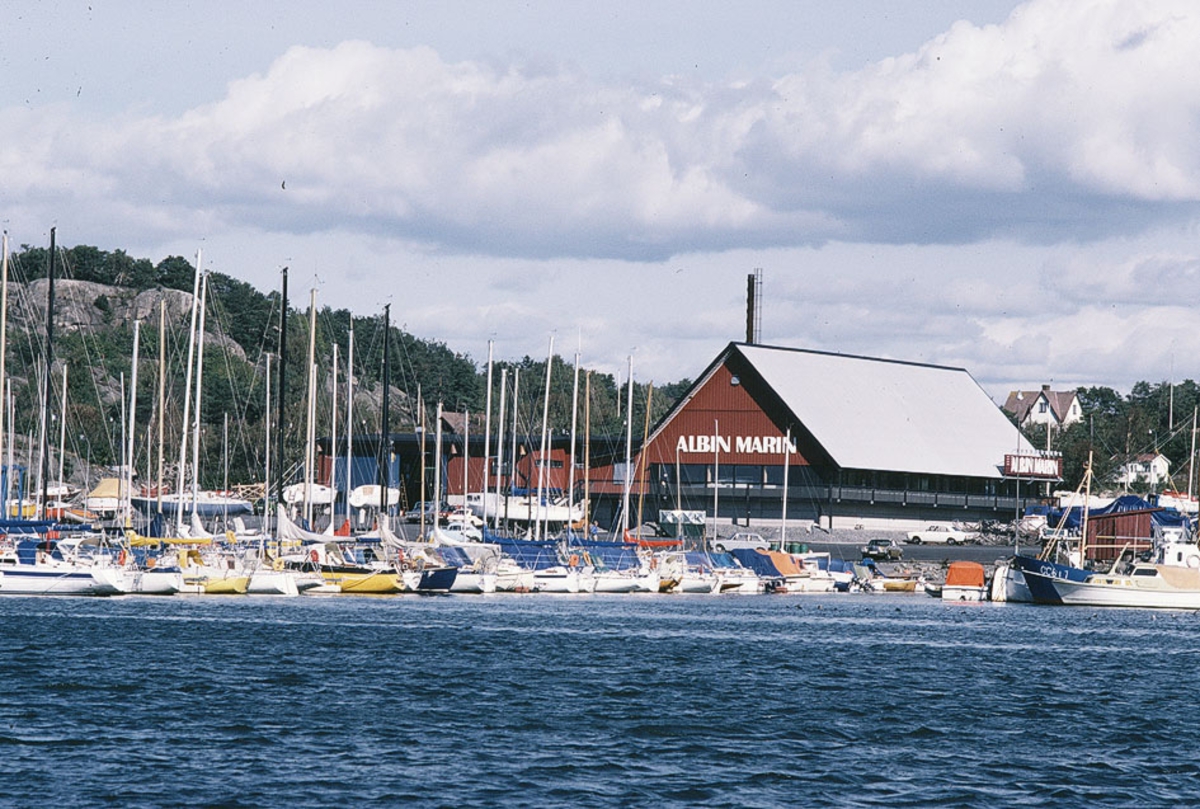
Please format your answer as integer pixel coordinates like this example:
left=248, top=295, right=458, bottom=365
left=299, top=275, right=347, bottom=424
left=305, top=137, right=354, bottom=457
left=730, top=548, right=781, bottom=577
left=828, top=559, right=856, bottom=575
left=437, top=545, right=473, bottom=568
left=1037, top=494, right=1190, bottom=531
left=490, top=537, right=562, bottom=570
left=568, top=538, right=641, bottom=570
left=707, top=552, right=740, bottom=569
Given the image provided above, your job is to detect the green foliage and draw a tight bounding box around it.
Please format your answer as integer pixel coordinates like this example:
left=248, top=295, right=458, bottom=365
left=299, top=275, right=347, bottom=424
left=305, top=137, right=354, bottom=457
left=3, top=241, right=691, bottom=488
left=1035, top=382, right=1200, bottom=492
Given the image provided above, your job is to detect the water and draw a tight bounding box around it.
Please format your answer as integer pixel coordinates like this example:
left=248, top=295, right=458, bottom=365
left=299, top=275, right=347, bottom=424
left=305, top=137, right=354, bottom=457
left=3, top=593, right=1200, bottom=807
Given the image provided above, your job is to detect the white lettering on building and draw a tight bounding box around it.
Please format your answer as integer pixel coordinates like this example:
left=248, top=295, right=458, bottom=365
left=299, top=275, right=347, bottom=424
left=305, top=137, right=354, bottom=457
left=677, top=434, right=797, bottom=455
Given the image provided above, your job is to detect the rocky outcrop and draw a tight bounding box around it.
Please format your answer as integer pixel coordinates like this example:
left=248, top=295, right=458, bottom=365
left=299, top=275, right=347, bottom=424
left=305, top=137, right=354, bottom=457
left=12, top=280, right=245, bottom=361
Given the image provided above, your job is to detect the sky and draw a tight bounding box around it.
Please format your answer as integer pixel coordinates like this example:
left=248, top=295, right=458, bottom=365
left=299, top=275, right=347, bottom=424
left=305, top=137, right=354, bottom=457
left=3, top=0, right=1199, bottom=401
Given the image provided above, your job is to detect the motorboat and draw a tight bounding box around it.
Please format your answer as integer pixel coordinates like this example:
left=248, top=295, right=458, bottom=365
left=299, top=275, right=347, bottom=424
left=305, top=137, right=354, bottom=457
left=938, top=561, right=988, bottom=601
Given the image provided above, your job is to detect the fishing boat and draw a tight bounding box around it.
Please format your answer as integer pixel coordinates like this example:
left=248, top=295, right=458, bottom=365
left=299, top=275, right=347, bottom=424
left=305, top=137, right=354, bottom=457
left=1030, top=536, right=1200, bottom=609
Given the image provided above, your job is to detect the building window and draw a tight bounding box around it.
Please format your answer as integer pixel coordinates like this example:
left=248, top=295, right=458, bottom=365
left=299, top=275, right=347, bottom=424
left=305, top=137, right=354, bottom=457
left=1038, top=402, right=1048, bottom=413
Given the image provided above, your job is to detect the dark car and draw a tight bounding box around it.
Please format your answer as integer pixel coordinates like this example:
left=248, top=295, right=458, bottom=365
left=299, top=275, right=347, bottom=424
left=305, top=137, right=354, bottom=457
left=406, top=501, right=448, bottom=524
left=861, top=538, right=903, bottom=561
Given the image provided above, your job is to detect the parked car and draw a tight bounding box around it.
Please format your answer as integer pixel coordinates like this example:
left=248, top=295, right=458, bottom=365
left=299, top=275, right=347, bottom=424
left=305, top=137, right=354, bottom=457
left=905, top=525, right=976, bottom=545
left=406, top=501, right=449, bottom=524
left=713, top=532, right=770, bottom=553
left=861, top=538, right=903, bottom=560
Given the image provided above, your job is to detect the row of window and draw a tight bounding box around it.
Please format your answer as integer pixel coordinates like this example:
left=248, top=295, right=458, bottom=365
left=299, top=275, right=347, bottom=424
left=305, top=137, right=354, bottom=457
left=652, top=463, right=1025, bottom=497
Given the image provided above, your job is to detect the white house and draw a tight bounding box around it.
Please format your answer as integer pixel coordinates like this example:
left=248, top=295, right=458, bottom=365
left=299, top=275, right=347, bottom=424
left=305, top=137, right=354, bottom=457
left=1114, top=453, right=1171, bottom=488
left=1003, top=385, right=1083, bottom=430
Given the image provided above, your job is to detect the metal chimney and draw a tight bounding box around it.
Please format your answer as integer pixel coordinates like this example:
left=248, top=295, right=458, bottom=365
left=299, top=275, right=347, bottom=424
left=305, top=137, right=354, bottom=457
left=745, top=268, right=762, bottom=344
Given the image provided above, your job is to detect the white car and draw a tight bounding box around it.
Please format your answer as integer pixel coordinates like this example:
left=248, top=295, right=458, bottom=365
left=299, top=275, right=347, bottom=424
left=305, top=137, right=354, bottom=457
left=905, top=525, right=975, bottom=545
left=713, top=532, right=770, bottom=553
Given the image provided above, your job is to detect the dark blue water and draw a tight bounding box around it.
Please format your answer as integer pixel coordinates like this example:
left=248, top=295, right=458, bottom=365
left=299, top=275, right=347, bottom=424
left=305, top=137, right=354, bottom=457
left=3, top=593, right=1200, bottom=807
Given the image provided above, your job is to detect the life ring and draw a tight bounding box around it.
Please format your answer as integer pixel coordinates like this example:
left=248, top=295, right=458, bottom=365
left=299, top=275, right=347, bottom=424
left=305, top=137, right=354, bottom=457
left=568, top=554, right=579, bottom=567
left=310, top=549, right=320, bottom=563
left=1188, top=555, right=1200, bottom=569
left=273, top=557, right=285, bottom=571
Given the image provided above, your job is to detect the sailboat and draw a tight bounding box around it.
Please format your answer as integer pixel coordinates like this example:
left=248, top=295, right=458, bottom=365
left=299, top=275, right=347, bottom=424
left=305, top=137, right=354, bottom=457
left=0, top=229, right=123, bottom=596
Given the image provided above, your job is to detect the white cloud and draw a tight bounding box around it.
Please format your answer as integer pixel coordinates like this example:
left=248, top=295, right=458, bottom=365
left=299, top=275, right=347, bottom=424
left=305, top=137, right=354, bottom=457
left=3, top=0, right=1200, bottom=397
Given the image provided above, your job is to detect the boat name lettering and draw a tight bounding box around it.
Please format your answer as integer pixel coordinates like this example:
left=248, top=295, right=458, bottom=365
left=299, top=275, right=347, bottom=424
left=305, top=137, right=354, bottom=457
left=1039, top=564, right=1066, bottom=580
left=676, top=435, right=798, bottom=455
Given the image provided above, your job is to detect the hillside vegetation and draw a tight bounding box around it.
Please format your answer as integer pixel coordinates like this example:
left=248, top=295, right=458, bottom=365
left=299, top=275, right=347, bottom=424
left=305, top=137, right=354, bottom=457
left=4, top=244, right=686, bottom=491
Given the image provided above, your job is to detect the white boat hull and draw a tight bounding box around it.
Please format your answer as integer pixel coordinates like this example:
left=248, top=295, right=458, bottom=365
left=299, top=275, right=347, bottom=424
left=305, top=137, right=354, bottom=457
left=941, top=585, right=988, bottom=601
left=0, top=564, right=118, bottom=596
left=1052, top=565, right=1200, bottom=609
left=989, top=563, right=1032, bottom=603
left=450, top=571, right=498, bottom=594
left=247, top=569, right=301, bottom=597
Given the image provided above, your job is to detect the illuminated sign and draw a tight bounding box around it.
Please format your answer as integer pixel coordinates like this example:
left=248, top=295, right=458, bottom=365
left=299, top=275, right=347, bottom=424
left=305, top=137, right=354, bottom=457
left=1004, top=454, right=1062, bottom=479
left=676, top=435, right=797, bottom=454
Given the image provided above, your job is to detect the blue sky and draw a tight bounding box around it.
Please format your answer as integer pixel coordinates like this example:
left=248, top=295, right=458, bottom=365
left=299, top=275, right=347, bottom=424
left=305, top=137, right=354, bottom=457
left=3, top=0, right=1199, bottom=399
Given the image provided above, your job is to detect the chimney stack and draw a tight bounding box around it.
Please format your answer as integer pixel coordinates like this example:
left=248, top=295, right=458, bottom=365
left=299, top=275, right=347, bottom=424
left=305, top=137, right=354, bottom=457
left=746, top=269, right=762, bottom=344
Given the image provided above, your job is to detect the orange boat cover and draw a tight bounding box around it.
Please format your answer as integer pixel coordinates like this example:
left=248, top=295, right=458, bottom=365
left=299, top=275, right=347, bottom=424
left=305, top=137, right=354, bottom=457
left=762, top=550, right=805, bottom=576
left=945, top=560, right=985, bottom=587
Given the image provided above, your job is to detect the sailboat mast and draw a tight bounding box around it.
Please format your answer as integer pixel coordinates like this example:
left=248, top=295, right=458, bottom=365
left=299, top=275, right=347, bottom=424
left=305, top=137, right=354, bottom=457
left=39, top=227, right=57, bottom=518
left=418, top=386, right=426, bottom=537
left=126, top=320, right=140, bottom=528
left=175, top=251, right=202, bottom=533
left=263, top=352, right=271, bottom=534
left=535, top=336, right=553, bottom=541
left=434, top=400, right=443, bottom=534
left=378, top=304, right=390, bottom=514
left=482, top=340, right=494, bottom=528
left=635, top=383, right=653, bottom=540
left=621, top=356, right=633, bottom=538
left=331, top=342, right=338, bottom=530
left=0, top=233, right=7, bottom=505
left=781, top=427, right=791, bottom=546
left=275, top=267, right=288, bottom=528
left=156, top=300, right=166, bottom=514
left=493, top=368, right=507, bottom=533
left=190, top=271, right=209, bottom=513
left=462, top=407, right=469, bottom=517
left=56, top=364, right=67, bottom=503
left=567, top=350, right=580, bottom=531
left=346, top=327, right=354, bottom=527
left=509, top=368, right=520, bottom=530
left=583, top=371, right=591, bottom=530
left=304, top=288, right=317, bottom=527
left=711, top=418, right=720, bottom=550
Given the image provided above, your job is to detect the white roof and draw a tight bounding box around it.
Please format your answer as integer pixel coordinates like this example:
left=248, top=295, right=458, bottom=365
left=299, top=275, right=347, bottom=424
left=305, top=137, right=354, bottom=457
left=736, top=344, right=1035, bottom=479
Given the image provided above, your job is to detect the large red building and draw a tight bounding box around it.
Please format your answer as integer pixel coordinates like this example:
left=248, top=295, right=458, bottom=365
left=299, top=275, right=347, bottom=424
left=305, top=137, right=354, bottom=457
left=320, top=341, right=1054, bottom=533
left=612, top=341, right=1051, bottom=531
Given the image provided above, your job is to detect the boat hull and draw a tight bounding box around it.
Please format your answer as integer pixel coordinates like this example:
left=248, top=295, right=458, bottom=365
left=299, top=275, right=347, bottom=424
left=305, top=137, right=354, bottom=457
left=1049, top=565, right=1200, bottom=609
left=0, top=565, right=117, bottom=596
left=1010, top=555, right=1092, bottom=604
left=324, top=568, right=402, bottom=594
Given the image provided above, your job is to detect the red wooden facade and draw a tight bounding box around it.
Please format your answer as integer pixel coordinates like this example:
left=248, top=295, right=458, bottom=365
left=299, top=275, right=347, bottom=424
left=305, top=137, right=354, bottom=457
left=638, top=363, right=809, bottom=470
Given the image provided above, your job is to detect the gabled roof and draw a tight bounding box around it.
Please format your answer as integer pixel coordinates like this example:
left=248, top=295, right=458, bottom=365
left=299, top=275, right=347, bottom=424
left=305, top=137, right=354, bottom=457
left=1003, top=387, right=1078, bottom=424
left=671, top=342, right=1035, bottom=479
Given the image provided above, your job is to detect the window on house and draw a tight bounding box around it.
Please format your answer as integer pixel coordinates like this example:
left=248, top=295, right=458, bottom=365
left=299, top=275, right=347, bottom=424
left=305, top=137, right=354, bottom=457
left=1038, top=402, right=1048, bottom=413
